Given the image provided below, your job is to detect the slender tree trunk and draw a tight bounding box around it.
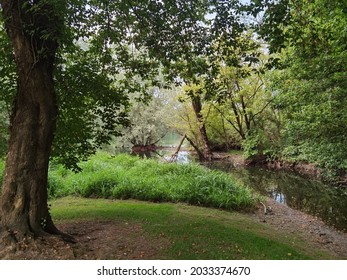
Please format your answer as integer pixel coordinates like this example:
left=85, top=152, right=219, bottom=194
left=230, top=100, right=246, bottom=140
left=185, top=135, right=205, bottom=161
left=240, top=95, right=251, bottom=132
left=0, top=0, right=70, bottom=240
left=191, top=95, right=212, bottom=161
left=221, top=117, right=230, bottom=150
left=170, top=134, right=186, bottom=162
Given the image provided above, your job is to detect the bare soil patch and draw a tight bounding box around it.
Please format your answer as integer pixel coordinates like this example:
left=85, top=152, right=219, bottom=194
left=0, top=220, right=169, bottom=260
left=59, top=220, right=169, bottom=259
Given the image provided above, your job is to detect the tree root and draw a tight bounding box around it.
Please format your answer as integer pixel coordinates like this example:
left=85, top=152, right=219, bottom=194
left=0, top=223, right=76, bottom=246
left=0, top=228, right=76, bottom=259
left=45, top=226, right=77, bottom=244
left=43, top=213, right=77, bottom=243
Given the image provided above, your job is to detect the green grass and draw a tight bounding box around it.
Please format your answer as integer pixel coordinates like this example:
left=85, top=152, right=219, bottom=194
left=51, top=197, right=332, bottom=260
left=48, top=152, right=258, bottom=211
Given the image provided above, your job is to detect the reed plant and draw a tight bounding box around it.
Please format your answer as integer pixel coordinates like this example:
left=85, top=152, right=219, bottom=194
left=48, top=153, right=258, bottom=211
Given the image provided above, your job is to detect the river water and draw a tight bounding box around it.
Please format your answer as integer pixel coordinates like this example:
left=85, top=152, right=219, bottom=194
left=158, top=133, right=347, bottom=232
left=205, top=162, right=347, bottom=232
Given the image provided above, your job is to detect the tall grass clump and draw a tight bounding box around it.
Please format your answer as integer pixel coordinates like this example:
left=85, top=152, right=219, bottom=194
left=48, top=153, right=258, bottom=211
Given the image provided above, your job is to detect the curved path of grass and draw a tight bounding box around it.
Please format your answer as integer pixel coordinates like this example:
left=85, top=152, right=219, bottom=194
left=51, top=197, right=333, bottom=260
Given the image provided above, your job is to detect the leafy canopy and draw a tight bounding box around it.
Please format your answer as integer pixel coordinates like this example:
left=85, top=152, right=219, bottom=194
left=0, top=0, right=211, bottom=169
left=254, top=0, right=347, bottom=171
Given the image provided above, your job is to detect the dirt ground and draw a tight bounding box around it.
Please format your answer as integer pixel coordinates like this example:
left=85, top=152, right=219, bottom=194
left=0, top=198, right=346, bottom=260
left=0, top=220, right=169, bottom=260
left=252, top=197, right=347, bottom=259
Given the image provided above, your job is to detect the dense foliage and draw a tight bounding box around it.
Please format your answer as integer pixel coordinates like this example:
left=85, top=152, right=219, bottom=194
left=254, top=0, right=347, bottom=176
left=118, top=88, right=169, bottom=148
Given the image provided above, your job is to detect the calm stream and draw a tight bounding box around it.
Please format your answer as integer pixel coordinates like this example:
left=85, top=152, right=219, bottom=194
left=205, top=162, right=347, bottom=233
left=158, top=133, right=347, bottom=232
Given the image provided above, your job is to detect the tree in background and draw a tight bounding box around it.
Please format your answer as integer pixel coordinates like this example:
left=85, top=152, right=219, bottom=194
left=206, top=31, right=278, bottom=159
left=170, top=33, right=276, bottom=160
left=253, top=0, right=347, bottom=173
left=184, top=83, right=213, bottom=161
left=119, top=88, right=169, bottom=151
left=159, top=86, right=205, bottom=160
left=159, top=2, right=278, bottom=160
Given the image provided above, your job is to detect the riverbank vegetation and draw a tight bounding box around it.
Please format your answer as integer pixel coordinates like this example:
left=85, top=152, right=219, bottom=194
left=46, top=153, right=258, bottom=211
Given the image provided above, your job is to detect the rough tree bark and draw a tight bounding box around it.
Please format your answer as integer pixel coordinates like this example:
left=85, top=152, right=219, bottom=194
left=0, top=0, right=72, bottom=240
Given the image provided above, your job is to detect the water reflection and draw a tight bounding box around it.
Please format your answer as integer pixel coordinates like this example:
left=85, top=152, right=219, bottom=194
left=274, top=192, right=286, bottom=204
left=132, top=149, right=191, bottom=164
left=165, top=150, right=191, bottom=164
left=205, top=162, right=347, bottom=232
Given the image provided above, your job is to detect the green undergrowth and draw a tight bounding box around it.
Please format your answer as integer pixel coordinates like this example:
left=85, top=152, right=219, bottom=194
left=0, top=160, right=4, bottom=183
left=47, top=153, right=258, bottom=212
left=51, top=197, right=332, bottom=259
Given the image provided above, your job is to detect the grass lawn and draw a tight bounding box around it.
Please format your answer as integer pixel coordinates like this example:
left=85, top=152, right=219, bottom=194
left=50, top=197, right=332, bottom=260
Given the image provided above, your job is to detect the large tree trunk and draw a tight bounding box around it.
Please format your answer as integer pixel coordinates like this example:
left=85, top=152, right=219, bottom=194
left=0, top=0, right=69, bottom=239
left=1, top=64, right=57, bottom=236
